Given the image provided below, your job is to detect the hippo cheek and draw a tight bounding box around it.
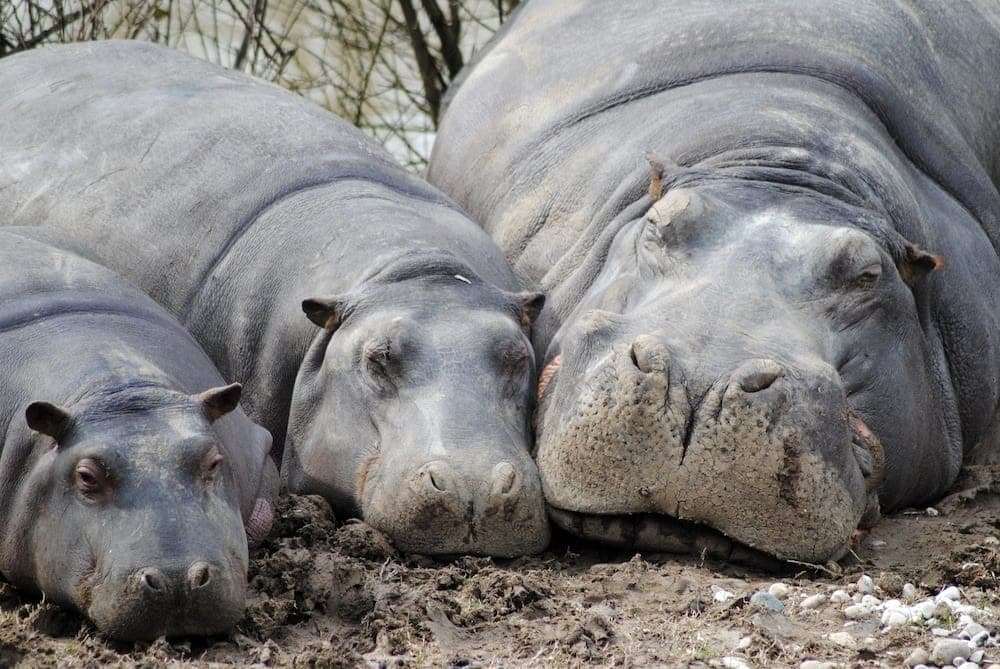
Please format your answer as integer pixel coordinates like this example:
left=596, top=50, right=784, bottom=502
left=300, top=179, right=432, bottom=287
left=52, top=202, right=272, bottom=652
left=537, top=348, right=872, bottom=563
left=361, top=456, right=549, bottom=557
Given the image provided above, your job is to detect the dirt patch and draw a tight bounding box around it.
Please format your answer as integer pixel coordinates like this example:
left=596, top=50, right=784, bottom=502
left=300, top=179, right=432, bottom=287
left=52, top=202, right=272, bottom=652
left=2, top=492, right=1000, bottom=667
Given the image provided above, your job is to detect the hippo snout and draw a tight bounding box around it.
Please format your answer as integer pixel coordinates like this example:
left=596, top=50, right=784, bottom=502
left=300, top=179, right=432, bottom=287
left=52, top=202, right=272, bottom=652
left=366, top=458, right=549, bottom=557
left=538, top=337, right=876, bottom=562
left=89, top=557, right=245, bottom=640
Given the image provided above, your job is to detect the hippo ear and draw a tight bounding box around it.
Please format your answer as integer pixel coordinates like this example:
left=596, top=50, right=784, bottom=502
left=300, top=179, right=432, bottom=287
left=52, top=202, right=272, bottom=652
left=515, top=291, right=546, bottom=330
left=302, top=296, right=345, bottom=331
left=199, top=383, right=243, bottom=421
left=25, top=402, right=74, bottom=442
left=898, top=244, right=945, bottom=285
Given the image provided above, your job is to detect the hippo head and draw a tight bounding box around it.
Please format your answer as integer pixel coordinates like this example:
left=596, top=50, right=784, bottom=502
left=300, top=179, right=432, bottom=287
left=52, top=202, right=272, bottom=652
left=536, top=168, right=950, bottom=563
left=283, top=253, right=549, bottom=557
left=4, top=383, right=266, bottom=640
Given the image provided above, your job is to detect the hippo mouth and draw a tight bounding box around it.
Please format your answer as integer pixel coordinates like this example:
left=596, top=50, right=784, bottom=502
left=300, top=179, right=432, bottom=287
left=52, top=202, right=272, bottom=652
left=535, top=353, right=885, bottom=563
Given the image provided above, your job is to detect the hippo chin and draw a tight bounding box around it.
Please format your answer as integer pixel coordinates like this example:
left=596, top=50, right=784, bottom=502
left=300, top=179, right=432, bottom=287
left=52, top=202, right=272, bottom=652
left=0, top=41, right=548, bottom=556
left=429, top=1, right=1000, bottom=562
left=0, top=231, right=277, bottom=640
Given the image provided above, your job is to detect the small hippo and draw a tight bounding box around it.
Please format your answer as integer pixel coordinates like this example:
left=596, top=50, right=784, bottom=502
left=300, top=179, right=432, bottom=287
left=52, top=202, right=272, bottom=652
left=429, top=1, right=1000, bottom=562
left=0, top=230, right=277, bottom=640
left=0, top=41, right=548, bottom=556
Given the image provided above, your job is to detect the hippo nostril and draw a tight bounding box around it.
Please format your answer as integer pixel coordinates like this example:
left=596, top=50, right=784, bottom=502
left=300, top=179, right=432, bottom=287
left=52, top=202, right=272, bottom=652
left=629, top=335, right=668, bottom=375
left=139, top=568, right=164, bottom=593
left=490, top=462, right=519, bottom=498
left=187, top=561, right=212, bottom=590
left=739, top=369, right=784, bottom=392
left=429, top=471, right=445, bottom=492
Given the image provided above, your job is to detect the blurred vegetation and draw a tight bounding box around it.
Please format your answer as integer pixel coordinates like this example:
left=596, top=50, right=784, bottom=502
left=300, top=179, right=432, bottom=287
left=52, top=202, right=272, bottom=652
left=0, top=0, right=519, bottom=168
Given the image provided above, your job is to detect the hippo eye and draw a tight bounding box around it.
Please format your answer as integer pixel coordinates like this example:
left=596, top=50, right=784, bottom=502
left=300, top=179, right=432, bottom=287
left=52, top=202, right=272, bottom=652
left=363, top=340, right=395, bottom=381
left=74, top=459, right=106, bottom=496
left=204, top=449, right=224, bottom=481
left=854, top=262, right=882, bottom=289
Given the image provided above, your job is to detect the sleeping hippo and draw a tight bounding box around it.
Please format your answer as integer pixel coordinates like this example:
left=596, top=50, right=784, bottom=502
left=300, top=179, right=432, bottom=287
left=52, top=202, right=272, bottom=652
left=0, top=230, right=276, bottom=639
left=428, top=0, right=1000, bottom=562
left=0, top=41, right=548, bottom=556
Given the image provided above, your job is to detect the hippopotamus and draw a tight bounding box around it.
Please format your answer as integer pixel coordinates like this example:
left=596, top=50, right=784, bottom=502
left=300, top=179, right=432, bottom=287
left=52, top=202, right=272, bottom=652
left=428, top=0, right=1000, bottom=562
left=0, top=230, right=276, bottom=639
left=0, top=40, right=548, bottom=556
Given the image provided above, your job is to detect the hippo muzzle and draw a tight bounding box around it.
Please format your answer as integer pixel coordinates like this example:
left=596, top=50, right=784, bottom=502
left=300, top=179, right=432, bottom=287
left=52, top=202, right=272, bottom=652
left=536, top=331, right=884, bottom=563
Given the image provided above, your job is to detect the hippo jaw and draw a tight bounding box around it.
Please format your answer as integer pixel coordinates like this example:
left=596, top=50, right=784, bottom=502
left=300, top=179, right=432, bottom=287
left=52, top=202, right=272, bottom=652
left=284, top=267, right=550, bottom=557
left=531, top=181, right=949, bottom=563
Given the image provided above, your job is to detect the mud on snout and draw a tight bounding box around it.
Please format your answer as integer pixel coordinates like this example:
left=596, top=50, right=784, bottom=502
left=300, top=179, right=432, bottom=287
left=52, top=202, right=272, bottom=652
left=535, top=340, right=883, bottom=563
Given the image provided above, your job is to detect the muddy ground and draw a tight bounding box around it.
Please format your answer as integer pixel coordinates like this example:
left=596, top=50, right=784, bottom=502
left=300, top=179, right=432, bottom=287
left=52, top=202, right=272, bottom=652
left=2, top=488, right=1000, bottom=668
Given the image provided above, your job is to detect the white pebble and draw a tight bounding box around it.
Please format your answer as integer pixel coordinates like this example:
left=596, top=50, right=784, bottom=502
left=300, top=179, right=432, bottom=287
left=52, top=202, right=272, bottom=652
left=932, top=627, right=951, bottom=636
left=768, top=582, right=790, bottom=599
left=828, top=631, right=855, bottom=648
left=736, top=636, right=752, bottom=650
left=722, top=657, right=751, bottom=669
left=861, top=594, right=882, bottom=607
left=857, top=574, right=875, bottom=594
left=904, top=647, right=929, bottom=667
left=882, top=609, right=909, bottom=627
left=799, top=662, right=838, bottom=669
left=938, top=586, right=962, bottom=602
left=956, top=663, right=979, bottom=669
left=902, top=583, right=918, bottom=600
left=930, top=638, right=971, bottom=665
left=970, top=650, right=985, bottom=663
left=843, top=604, right=871, bottom=620
left=830, top=589, right=851, bottom=603
left=712, top=586, right=735, bottom=603
left=962, top=623, right=987, bottom=640
left=971, top=631, right=990, bottom=647
left=800, top=594, right=827, bottom=609
left=883, top=598, right=902, bottom=610
left=915, top=600, right=938, bottom=620
left=926, top=506, right=939, bottom=516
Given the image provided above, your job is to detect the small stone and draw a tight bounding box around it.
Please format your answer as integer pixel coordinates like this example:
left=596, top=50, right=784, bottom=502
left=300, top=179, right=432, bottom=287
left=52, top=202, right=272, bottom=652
left=957, top=664, right=979, bottom=669
left=876, top=572, right=904, bottom=595
left=930, top=639, right=971, bottom=666
left=904, top=648, right=930, bottom=667
left=934, top=602, right=954, bottom=619
left=799, top=662, right=837, bottom=669
left=938, top=586, right=962, bottom=602
left=932, top=627, right=951, bottom=637
left=971, top=631, right=990, bottom=647
left=828, top=631, right=855, bottom=648
left=800, top=594, right=827, bottom=609
left=722, top=657, right=751, bottom=669
left=861, top=594, right=882, bottom=607
left=736, top=636, right=752, bottom=650
left=857, top=574, right=875, bottom=594
left=926, top=507, right=940, bottom=516
left=882, top=609, right=909, bottom=627
left=970, top=650, right=985, bottom=663
left=903, top=583, right=918, bottom=601
left=963, top=623, right=988, bottom=640
left=830, top=589, right=851, bottom=603
left=712, top=585, right=736, bottom=603
left=750, top=591, right=784, bottom=612
left=843, top=604, right=871, bottom=620
left=769, top=582, right=790, bottom=599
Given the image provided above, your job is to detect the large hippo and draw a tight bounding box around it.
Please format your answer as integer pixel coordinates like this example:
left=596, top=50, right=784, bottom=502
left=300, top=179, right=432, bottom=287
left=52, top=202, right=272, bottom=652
left=428, top=1, right=1000, bottom=562
left=0, top=230, right=276, bottom=639
left=0, top=41, right=547, bottom=556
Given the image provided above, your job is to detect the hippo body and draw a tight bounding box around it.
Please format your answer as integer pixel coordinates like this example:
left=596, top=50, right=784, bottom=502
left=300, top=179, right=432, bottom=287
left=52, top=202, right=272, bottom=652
left=428, top=1, right=1000, bottom=562
left=0, top=41, right=548, bottom=556
left=0, top=230, right=276, bottom=639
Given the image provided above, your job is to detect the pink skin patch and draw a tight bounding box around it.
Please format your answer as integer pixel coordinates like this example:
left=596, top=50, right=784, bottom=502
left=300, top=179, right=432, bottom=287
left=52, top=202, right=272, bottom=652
left=245, top=497, right=274, bottom=547
left=537, top=355, right=562, bottom=402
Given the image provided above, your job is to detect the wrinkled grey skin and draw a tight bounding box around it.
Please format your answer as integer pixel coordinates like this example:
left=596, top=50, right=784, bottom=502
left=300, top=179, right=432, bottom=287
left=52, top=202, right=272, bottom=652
left=0, top=41, right=548, bottom=556
left=0, top=231, right=277, bottom=640
left=429, top=0, right=1000, bottom=562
